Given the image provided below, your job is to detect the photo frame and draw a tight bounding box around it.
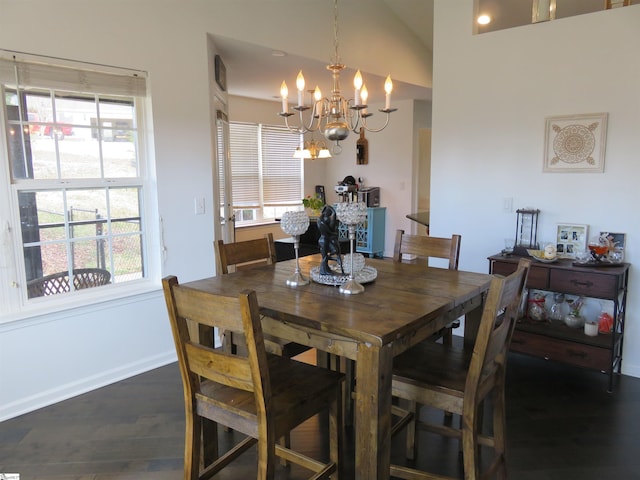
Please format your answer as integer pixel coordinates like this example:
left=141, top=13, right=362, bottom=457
left=600, top=231, right=626, bottom=251
left=214, top=54, right=227, bottom=92
left=543, top=113, right=608, bottom=173
left=556, top=224, right=588, bottom=258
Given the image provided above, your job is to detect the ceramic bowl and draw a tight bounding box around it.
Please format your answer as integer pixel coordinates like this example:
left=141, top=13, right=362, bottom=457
left=564, top=314, right=584, bottom=329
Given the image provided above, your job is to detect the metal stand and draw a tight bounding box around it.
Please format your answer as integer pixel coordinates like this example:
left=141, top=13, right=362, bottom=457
left=286, top=235, right=309, bottom=287
left=339, top=225, right=364, bottom=294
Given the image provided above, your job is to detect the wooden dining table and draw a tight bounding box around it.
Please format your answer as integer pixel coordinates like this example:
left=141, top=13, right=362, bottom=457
left=184, top=254, right=492, bottom=479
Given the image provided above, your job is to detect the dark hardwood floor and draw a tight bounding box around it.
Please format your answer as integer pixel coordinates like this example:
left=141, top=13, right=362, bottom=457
left=2, top=348, right=640, bottom=479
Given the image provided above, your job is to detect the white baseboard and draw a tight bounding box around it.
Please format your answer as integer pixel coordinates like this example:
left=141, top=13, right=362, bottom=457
left=0, top=351, right=177, bottom=422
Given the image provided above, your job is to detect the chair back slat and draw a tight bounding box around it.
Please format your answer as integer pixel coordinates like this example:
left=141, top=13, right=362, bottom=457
left=467, top=258, right=530, bottom=393
left=172, top=284, right=245, bottom=332
left=185, top=342, right=254, bottom=392
left=393, top=229, right=461, bottom=270
left=216, top=233, right=276, bottom=274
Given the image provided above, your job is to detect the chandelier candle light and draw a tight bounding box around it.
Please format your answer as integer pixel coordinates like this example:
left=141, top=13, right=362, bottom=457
left=335, top=201, right=368, bottom=294
left=278, top=0, right=397, bottom=154
left=280, top=210, right=311, bottom=286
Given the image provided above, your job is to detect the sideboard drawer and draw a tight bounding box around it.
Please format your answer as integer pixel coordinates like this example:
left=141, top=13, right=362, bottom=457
left=549, top=269, right=619, bottom=298
left=492, top=261, right=549, bottom=289
left=511, top=330, right=611, bottom=371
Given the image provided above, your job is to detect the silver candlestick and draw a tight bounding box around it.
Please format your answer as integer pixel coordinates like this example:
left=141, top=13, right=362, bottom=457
left=335, top=201, right=368, bottom=294
left=280, top=210, right=310, bottom=286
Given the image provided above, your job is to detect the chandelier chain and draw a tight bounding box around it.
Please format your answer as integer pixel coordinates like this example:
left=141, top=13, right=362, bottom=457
left=333, top=0, right=340, bottom=65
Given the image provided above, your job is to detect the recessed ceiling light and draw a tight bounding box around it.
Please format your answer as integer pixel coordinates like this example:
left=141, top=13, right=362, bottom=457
left=271, top=50, right=286, bottom=57
left=477, top=14, right=491, bottom=25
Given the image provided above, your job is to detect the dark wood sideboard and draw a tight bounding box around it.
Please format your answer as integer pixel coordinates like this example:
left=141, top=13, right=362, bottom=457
left=488, top=254, right=629, bottom=392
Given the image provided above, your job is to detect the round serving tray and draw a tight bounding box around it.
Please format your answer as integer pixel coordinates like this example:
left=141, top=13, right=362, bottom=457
left=531, top=256, right=558, bottom=264
left=310, top=265, right=378, bottom=286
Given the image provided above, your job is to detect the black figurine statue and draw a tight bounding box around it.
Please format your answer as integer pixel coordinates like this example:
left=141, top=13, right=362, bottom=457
left=317, top=205, right=344, bottom=275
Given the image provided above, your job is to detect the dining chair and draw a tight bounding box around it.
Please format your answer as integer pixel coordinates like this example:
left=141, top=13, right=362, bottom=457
left=215, top=234, right=310, bottom=358
left=393, top=229, right=462, bottom=344
left=215, top=233, right=277, bottom=275
left=163, top=275, right=344, bottom=480
left=389, top=258, right=531, bottom=480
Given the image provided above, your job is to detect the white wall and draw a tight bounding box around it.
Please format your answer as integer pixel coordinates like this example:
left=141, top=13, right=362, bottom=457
left=0, top=0, right=429, bottom=419
left=432, top=2, right=640, bottom=377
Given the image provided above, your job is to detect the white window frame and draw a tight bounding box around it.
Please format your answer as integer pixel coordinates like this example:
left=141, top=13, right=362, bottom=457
left=0, top=51, right=157, bottom=320
left=228, top=121, right=304, bottom=225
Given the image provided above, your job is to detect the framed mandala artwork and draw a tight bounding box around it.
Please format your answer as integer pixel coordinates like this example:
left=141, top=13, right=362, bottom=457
left=543, top=113, right=608, bottom=173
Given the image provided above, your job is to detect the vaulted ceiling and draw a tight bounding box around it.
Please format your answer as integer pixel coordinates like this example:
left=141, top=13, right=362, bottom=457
left=211, top=1, right=434, bottom=104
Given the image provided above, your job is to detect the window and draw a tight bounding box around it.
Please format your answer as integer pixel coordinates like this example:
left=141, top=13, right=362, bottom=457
left=228, top=122, right=303, bottom=224
left=0, top=52, right=151, bottom=308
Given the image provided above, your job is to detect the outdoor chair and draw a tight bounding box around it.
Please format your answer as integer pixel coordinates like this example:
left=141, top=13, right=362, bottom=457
left=27, top=268, right=111, bottom=298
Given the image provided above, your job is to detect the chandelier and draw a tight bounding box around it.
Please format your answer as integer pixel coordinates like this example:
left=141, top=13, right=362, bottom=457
left=278, top=0, right=397, bottom=154
left=293, top=137, right=332, bottom=160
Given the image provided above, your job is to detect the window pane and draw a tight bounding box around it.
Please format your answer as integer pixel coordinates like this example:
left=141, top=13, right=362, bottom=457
left=66, top=189, right=107, bottom=241
left=98, top=97, right=137, bottom=177
left=110, top=234, right=143, bottom=280
left=109, top=187, right=141, bottom=224
left=71, top=238, right=105, bottom=270
left=109, top=187, right=143, bottom=282
left=58, top=133, right=102, bottom=178
left=102, top=131, right=138, bottom=177
left=54, top=93, right=96, bottom=127
left=26, top=242, right=68, bottom=278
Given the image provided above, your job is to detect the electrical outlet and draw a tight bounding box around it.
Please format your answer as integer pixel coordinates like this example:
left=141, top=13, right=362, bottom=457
left=195, top=197, right=205, bottom=215
left=502, top=197, right=513, bottom=213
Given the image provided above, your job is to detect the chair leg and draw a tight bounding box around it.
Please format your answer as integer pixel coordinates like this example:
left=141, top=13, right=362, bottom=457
left=202, top=418, right=219, bottom=467
left=186, top=413, right=202, bottom=480
left=461, top=407, right=481, bottom=480
left=492, top=386, right=508, bottom=480
left=322, top=353, right=355, bottom=429
left=442, top=327, right=453, bottom=346
left=330, top=386, right=343, bottom=479
left=278, top=435, right=290, bottom=466
left=404, top=400, right=418, bottom=460
left=257, top=433, right=276, bottom=480
left=344, top=358, right=355, bottom=428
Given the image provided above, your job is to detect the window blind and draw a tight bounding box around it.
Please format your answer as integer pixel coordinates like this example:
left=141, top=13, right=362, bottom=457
left=0, top=54, right=147, bottom=96
left=229, top=122, right=260, bottom=208
left=261, top=125, right=302, bottom=207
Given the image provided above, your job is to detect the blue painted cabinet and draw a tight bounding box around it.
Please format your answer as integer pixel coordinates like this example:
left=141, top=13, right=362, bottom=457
left=338, top=207, right=386, bottom=257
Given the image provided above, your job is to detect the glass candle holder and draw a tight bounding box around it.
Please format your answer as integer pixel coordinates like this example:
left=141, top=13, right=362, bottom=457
left=335, top=201, right=368, bottom=294
left=280, top=210, right=310, bottom=286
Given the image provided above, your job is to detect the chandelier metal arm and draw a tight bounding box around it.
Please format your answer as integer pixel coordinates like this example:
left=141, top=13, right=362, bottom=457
left=279, top=101, right=325, bottom=134
left=349, top=108, right=397, bottom=134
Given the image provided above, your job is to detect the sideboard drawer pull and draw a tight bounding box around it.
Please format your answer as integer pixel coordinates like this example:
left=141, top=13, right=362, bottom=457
left=571, top=279, right=593, bottom=288
left=567, top=349, right=587, bottom=359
